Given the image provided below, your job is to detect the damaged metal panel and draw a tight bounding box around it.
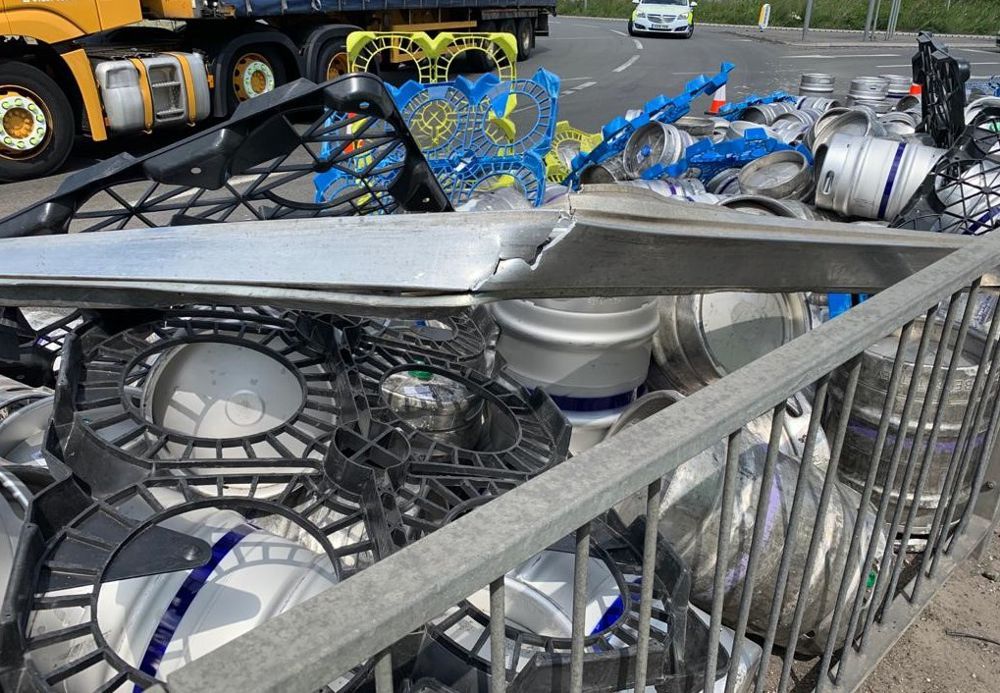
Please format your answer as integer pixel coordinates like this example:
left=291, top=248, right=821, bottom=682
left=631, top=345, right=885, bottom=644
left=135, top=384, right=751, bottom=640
left=0, top=190, right=976, bottom=316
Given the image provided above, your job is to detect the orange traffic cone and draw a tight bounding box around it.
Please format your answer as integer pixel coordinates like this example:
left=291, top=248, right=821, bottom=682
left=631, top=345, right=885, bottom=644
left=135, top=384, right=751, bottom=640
left=708, top=84, right=727, bottom=115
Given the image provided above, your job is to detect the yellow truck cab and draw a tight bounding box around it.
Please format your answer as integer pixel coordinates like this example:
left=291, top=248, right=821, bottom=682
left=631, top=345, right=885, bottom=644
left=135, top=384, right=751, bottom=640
left=0, top=0, right=555, bottom=180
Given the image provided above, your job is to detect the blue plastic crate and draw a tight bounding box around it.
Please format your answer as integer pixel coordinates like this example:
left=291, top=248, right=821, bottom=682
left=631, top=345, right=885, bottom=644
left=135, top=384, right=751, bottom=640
left=316, top=69, right=560, bottom=207
left=563, top=62, right=734, bottom=188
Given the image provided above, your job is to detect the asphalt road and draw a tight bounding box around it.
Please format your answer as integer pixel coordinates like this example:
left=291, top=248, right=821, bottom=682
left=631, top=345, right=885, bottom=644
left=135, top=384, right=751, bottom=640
left=0, top=19, right=997, bottom=217
left=531, top=17, right=999, bottom=132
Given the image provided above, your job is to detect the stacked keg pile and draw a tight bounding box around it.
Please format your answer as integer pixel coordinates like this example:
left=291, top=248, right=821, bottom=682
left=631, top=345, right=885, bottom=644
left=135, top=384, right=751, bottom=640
left=5, top=56, right=1000, bottom=693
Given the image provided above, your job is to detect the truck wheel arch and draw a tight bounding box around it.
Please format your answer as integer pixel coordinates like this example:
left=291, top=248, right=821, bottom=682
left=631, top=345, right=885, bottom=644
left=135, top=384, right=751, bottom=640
left=206, top=31, right=303, bottom=118
left=0, top=39, right=84, bottom=135
left=299, top=24, right=360, bottom=83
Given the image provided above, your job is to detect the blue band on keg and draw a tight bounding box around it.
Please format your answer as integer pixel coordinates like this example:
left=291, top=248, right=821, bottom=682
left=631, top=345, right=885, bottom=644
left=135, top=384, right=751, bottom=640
left=133, top=523, right=254, bottom=691
left=590, top=595, right=625, bottom=635
left=549, top=389, right=638, bottom=412
left=969, top=208, right=998, bottom=235
left=877, top=143, right=907, bottom=219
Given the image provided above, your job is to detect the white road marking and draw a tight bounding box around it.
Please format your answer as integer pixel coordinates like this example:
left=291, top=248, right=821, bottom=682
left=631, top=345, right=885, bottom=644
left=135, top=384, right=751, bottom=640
left=610, top=29, right=627, bottom=37
left=613, top=55, right=640, bottom=73
left=561, top=76, right=596, bottom=82
left=633, top=38, right=644, bottom=50
left=784, top=53, right=899, bottom=59
left=971, top=62, right=1000, bottom=66
left=575, top=81, right=598, bottom=90
left=966, top=49, right=999, bottom=55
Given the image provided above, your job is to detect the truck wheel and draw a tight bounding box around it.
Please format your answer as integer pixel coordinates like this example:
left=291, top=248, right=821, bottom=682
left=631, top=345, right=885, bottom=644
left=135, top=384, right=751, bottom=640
left=499, top=19, right=517, bottom=39
left=0, top=62, right=74, bottom=182
left=516, top=19, right=534, bottom=61
left=468, top=21, right=498, bottom=73
left=227, top=46, right=287, bottom=108
left=315, top=38, right=350, bottom=82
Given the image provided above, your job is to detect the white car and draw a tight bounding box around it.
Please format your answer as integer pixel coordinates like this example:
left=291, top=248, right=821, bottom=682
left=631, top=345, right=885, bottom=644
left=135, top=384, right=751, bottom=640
left=628, top=0, right=696, bottom=38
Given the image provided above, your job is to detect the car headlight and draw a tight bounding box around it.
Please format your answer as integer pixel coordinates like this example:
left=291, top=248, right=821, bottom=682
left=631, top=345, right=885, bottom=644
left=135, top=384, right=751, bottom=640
left=636, top=12, right=646, bottom=18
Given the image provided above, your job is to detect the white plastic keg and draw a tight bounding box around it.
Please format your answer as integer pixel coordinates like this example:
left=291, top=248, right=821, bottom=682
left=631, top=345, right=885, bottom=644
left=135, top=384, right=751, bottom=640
left=490, top=297, right=659, bottom=454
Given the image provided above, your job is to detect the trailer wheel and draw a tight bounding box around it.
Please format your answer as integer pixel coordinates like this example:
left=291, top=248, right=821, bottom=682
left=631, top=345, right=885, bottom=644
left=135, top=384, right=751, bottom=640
left=499, top=19, right=517, bottom=40
left=516, top=19, right=534, bottom=61
left=467, top=21, right=498, bottom=74
left=0, top=61, right=74, bottom=182
left=228, top=46, right=287, bottom=108
left=315, top=38, right=350, bottom=82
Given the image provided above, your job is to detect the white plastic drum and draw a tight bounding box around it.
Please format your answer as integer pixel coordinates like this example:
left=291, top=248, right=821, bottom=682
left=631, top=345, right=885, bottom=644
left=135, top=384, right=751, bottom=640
left=491, top=297, right=659, bottom=454
left=30, top=489, right=338, bottom=692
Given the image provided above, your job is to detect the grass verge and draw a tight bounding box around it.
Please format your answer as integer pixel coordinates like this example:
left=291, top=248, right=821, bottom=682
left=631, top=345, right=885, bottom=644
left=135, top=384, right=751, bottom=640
left=557, top=0, right=999, bottom=36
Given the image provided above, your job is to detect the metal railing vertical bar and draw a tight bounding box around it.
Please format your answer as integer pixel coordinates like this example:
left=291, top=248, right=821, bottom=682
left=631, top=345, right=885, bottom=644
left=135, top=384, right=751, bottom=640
left=921, top=286, right=997, bottom=576
left=861, top=306, right=940, bottom=639
left=373, top=648, right=393, bottom=693
left=955, top=374, right=1000, bottom=543
left=842, top=316, right=924, bottom=674
left=490, top=577, right=507, bottom=693
left=820, top=321, right=914, bottom=688
left=570, top=522, right=592, bottom=693
left=161, top=233, right=1000, bottom=693
left=911, top=284, right=980, bottom=600
left=827, top=515, right=993, bottom=693
left=704, top=430, right=742, bottom=690
left=938, top=296, right=1000, bottom=558
left=633, top=478, right=663, bottom=690
left=724, top=405, right=786, bottom=693
left=753, top=376, right=831, bottom=693
left=778, top=357, right=862, bottom=693
left=892, top=291, right=970, bottom=603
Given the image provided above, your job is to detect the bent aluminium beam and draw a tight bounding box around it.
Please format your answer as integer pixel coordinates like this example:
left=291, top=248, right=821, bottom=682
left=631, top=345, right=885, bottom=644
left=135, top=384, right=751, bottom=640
left=0, top=192, right=976, bottom=316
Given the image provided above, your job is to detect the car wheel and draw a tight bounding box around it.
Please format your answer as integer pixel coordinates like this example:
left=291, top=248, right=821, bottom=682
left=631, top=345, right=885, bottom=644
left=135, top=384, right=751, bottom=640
left=628, top=21, right=636, bottom=36
left=684, top=23, right=694, bottom=38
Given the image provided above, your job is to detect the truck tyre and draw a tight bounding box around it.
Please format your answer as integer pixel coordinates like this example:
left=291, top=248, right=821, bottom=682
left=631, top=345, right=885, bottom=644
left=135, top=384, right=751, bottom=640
left=0, top=61, right=74, bottom=182
left=499, top=19, right=517, bottom=40
left=468, top=21, right=498, bottom=73
left=516, top=19, right=534, bottom=61
left=315, top=37, right=350, bottom=82
left=226, top=45, right=288, bottom=109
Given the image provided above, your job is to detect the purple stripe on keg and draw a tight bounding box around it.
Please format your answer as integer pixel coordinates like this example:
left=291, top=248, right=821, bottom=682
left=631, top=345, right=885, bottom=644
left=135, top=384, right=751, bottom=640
left=968, top=208, right=999, bottom=235
left=847, top=419, right=986, bottom=454
left=877, top=142, right=907, bottom=219
left=133, top=523, right=255, bottom=692
left=549, top=389, right=639, bottom=412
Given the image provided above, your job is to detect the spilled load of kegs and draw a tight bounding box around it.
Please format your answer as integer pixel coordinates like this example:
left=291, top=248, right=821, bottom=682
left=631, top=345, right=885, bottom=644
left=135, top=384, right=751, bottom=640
left=3, top=32, right=1000, bottom=693
left=451, top=32, right=999, bottom=689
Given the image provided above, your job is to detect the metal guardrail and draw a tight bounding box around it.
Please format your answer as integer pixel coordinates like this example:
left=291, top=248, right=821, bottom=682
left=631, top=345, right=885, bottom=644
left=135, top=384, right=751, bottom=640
left=155, top=220, right=1000, bottom=692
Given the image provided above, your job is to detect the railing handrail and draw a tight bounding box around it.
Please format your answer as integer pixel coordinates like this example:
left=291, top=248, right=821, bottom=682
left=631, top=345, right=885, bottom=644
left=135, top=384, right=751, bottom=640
left=163, top=229, right=1000, bottom=693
